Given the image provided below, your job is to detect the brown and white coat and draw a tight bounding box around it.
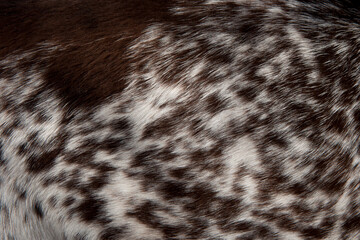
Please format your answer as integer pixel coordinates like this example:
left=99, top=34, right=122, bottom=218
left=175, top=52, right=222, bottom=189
left=1, top=0, right=360, bottom=239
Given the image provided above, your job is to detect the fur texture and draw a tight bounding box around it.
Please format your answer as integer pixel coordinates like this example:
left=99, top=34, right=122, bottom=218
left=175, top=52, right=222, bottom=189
left=1, top=0, right=360, bottom=239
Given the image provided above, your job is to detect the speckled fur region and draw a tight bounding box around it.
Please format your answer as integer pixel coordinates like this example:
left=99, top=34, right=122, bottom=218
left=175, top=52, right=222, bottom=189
left=1, top=0, right=360, bottom=239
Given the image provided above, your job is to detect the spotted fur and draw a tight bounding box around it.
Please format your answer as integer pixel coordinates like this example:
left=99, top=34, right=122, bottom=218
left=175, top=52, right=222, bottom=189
left=1, top=0, right=360, bottom=239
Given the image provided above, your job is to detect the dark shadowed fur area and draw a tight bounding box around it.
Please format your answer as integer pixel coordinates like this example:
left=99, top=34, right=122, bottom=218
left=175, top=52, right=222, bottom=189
left=1, top=0, right=360, bottom=239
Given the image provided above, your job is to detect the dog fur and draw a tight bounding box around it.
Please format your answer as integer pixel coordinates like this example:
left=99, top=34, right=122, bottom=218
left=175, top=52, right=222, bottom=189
left=1, top=0, right=360, bottom=239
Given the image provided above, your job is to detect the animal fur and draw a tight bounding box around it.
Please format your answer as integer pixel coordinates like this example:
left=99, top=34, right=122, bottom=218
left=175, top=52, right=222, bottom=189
left=1, top=0, right=360, bottom=239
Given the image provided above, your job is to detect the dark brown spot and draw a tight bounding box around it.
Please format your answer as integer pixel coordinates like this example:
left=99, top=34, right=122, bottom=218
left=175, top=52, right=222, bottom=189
left=88, top=175, right=109, bottom=190
left=236, top=87, right=257, bottom=101
left=26, top=148, right=61, bottom=173
left=112, top=118, right=131, bottom=132
left=302, top=227, right=327, bottom=239
left=162, top=224, right=186, bottom=238
left=320, top=217, right=335, bottom=232
left=132, top=149, right=158, bottom=167
left=343, top=214, right=360, bottom=231
left=291, top=203, right=312, bottom=217
left=1, top=119, right=20, bottom=137
left=45, top=58, right=127, bottom=108
left=237, top=18, right=262, bottom=42
left=255, top=225, right=278, bottom=239
left=287, top=182, right=309, bottom=196
left=236, top=234, right=255, bottom=240
left=190, top=150, right=207, bottom=162
left=264, top=132, right=288, bottom=148
left=190, top=118, right=204, bottom=136
left=65, top=152, right=94, bottom=165
left=185, top=184, right=217, bottom=215
left=23, top=91, right=42, bottom=111
left=156, top=147, right=177, bottom=162
left=142, top=118, right=175, bottom=139
left=17, top=143, right=27, bottom=155
left=127, top=201, right=160, bottom=228
left=73, top=196, right=109, bottom=224
left=185, top=217, right=208, bottom=238
left=215, top=198, right=242, bottom=220
left=275, top=215, right=298, bottom=232
left=18, top=190, right=27, bottom=200
left=33, top=202, right=44, bottom=218
left=0, top=143, right=5, bottom=166
left=159, top=181, right=187, bottom=200
left=206, top=93, right=227, bottom=114
left=169, top=167, right=189, bottom=179
left=318, top=173, right=346, bottom=194
left=63, top=197, right=76, bottom=207
left=100, top=137, right=127, bottom=152
left=207, top=48, right=233, bottom=64
left=62, top=175, right=91, bottom=196
left=326, top=110, right=346, bottom=133
left=100, top=227, right=126, bottom=240
left=286, top=102, right=319, bottom=131
left=353, top=109, right=360, bottom=124
left=48, top=196, right=58, bottom=208
left=93, top=163, right=117, bottom=173
left=225, top=221, right=253, bottom=232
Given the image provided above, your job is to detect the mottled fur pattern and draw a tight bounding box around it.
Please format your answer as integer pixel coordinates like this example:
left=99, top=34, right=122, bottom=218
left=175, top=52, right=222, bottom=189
left=1, top=0, right=360, bottom=239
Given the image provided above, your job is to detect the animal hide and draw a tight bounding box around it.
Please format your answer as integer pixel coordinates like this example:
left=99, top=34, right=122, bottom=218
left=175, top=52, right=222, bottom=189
left=1, top=0, right=360, bottom=239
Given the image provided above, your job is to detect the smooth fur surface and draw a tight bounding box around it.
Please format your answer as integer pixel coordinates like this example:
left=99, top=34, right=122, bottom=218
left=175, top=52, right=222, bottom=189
left=1, top=0, right=360, bottom=239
